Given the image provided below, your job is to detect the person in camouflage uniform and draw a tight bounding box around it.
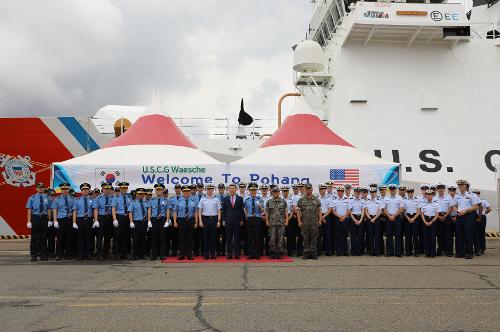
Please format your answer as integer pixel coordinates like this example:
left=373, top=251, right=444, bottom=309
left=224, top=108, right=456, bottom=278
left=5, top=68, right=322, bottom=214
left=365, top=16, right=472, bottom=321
left=266, top=187, right=288, bottom=259
left=297, top=183, right=322, bottom=259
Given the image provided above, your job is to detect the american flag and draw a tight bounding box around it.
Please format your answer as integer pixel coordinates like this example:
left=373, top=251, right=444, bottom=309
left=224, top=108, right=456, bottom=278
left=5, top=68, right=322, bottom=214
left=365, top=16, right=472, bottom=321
left=329, top=169, right=359, bottom=186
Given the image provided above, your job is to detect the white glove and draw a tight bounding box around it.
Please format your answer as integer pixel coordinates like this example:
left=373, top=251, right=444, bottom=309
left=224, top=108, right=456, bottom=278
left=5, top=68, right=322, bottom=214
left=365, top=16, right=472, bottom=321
left=129, top=222, right=135, bottom=229
left=73, top=223, right=78, bottom=230
left=165, top=219, right=172, bottom=228
left=92, top=221, right=99, bottom=228
left=27, top=222, right=32, bottom=229
left=113, top=220, right=119, bottom=228
left=148, top=221, right=152, bottom=229
left=222, top=220, right=226, bottom=227
left=54, top=221, right=59, bottom=229
left=48, top=221, right=53, bottom=227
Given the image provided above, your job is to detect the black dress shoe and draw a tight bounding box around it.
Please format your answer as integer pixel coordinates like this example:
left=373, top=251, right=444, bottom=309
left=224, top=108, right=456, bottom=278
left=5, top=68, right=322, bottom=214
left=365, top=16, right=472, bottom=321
left=98, top=256, right=104, bottom=261
left=455, top=255, right=465, bottom=258
left=475, top=252, right=482, bottom=256
left=31, top=257, right=37, bottom=262
left=465, top=255, right=473, bottom=259
left=78, top=256, right=84, bottom=261
left=150, top=256, right=157, bottom=261
left=204, top=256, right=209, bottom=260
left=178, top=255, right=185, bottom=260
left=56, top=256, right=61, bottom=261
left=133, top=256, right=138, bottom=260
left=396, top=254, right=402, bottom=257
left=188, top=256, right=194, bottom=260
left=255, top=256, right=261, bottom=260
left=160, top=256, right=166, bottom=261
left=235, top=256, right=240, bottom=260
left=311, top=255, right=318, bottom=260
left=227, top=255, right=233, bottom=259
left=414, top=254, right=419, bottom=257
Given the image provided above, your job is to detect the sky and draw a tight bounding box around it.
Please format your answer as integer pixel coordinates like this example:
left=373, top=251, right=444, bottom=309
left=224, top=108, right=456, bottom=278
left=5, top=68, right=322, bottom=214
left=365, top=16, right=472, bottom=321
left=0, top=0, right=311, bottom=120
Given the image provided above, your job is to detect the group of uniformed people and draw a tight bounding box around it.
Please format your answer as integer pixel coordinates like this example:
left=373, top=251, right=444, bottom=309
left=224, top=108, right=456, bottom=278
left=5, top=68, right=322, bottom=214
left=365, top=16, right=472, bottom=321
left=26, top=179, right=491, bottom=261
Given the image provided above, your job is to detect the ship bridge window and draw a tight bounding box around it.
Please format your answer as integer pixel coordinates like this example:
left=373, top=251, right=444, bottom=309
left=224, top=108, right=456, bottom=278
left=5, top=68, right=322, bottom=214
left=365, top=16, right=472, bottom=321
left=486, top=30, right=500, bottom=39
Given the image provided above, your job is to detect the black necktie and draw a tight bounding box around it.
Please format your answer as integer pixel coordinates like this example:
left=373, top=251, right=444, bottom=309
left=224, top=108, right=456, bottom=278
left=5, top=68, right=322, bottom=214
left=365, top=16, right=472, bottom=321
left=83, top=197, right=88, bottom=217
left=123, top=195, right=127, bottom=213
left=64, top=196, right=69, bottom=217
left=185, top=199, right=189, bottom=216
left=39, top=195, right=44, bottom=214
left=105, top=195, right=109, bottom=215
left=157, top=198, right=161, bottom=217
left=252, top=197, right=255, bottom=215
left=140, top=200, right=145, bottom=220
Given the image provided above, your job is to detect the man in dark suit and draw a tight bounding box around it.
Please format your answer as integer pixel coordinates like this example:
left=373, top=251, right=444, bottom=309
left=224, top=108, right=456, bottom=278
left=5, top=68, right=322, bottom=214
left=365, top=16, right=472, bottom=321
left=221, top=184, right=245, bottom=259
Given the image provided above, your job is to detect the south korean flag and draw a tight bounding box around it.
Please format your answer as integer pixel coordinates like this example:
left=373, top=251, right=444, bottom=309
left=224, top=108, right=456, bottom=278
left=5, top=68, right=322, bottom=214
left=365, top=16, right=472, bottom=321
left=95, top=168, right=125, bottom=188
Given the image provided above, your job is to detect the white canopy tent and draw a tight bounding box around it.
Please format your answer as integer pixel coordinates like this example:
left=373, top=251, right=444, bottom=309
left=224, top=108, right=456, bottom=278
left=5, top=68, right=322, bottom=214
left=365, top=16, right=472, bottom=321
left=52, top=97, right=225, bottom=191
left=230, top=98, right=399, bottom=186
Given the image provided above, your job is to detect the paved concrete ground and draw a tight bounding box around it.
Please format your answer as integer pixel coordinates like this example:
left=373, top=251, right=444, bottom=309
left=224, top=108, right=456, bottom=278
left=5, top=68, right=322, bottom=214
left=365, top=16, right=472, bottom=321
left=1, top=240, right=499, bottom=332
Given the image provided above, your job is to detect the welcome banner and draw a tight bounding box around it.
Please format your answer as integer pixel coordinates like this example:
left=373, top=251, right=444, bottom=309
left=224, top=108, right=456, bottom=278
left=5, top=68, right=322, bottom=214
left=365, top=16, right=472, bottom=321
left=52, top=162, right=399, bottom=191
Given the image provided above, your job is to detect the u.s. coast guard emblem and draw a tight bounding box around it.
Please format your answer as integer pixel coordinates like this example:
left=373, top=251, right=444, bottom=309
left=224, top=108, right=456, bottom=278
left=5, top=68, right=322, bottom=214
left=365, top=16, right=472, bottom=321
left=0, top=154, right=36, bottom=187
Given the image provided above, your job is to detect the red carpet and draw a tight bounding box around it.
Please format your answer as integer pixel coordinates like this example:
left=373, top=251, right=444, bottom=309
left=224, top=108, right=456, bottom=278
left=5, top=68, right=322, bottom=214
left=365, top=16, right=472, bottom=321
left=161, top=255, right=294, bottom=263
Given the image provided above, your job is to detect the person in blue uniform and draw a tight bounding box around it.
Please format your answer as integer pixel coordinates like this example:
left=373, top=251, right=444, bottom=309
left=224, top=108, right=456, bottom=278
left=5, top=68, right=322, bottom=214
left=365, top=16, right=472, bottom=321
left=378, top=184, right=387, bottom=254
left=52, top=182, right=75, bottom=260
left=332, top=186, right=350, bottom=256
left=383, top=184, right=404, bottom=257
left=420, top=189, right=440, bottom=258
left=92, top=183, right=114, bottom=260
left=454, top=180, right=480, bottom=259
left=243, top=183, right=264, bottom=259
left=259, top=184, right=271, bottom=257
left=435, top=183, right=453, bottom=257
left=318, top=184, right=334, bottom=256
left=192, top=183, right=205, bottom=256
left=149, top=183, right=169, bottom=261
left=198, top=184, right=221, bottom=259
left=238, top=182, right=249, bottom=256
left=72, top=183, right=94, bottom=260
left=446, top=185, right=458, bottom=257
left=472, top=189, right=491, bottom=255
left=45, top=189, right=56, bottom=258
left=111, top=182, right=132, bottom=260
left=26, top=182, right=50, bottom=261
left=168, top=184, right=182, bottom=257
left=216, top=183, right=227, bottom=256
left=365, top=187, right=383, bottom=256
left=349, top=187, right=366, bottom=256
left=416, top=184, right=429, bottom=255
left=403, top=187, right=420, bottom=257
left=128, top=188, right=150, bottom=260
left=397, top=185, right=407, bottom=255
left=173, top=186, right=198, bottom=260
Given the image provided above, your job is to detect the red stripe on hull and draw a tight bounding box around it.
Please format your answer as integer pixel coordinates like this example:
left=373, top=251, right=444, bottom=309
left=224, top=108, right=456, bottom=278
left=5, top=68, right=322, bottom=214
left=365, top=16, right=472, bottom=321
left=0, top=118, right=74, bottom=234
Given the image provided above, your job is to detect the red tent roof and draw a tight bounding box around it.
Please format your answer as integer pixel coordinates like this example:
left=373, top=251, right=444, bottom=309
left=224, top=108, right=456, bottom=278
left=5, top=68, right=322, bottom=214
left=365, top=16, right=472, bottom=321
left=260, top=114, right=353, bottom=148
left=105, top=114, right=196, bottom=148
